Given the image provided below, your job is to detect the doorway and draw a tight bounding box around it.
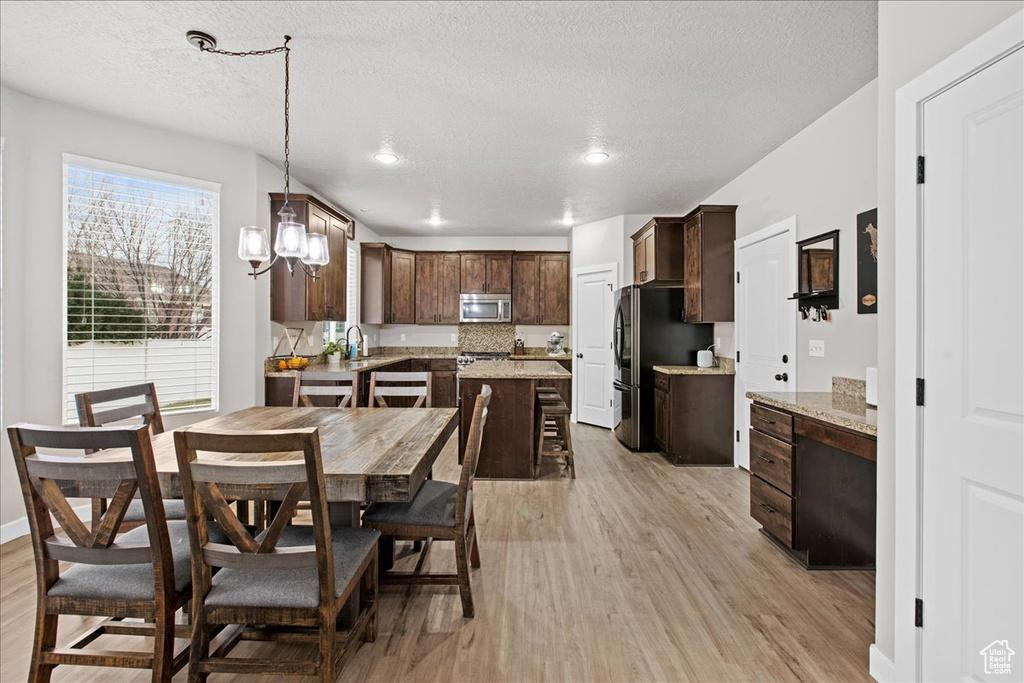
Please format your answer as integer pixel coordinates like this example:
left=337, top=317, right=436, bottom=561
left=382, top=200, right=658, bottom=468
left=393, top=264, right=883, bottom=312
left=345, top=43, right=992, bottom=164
left=734, top=217, right=797, bottom=469
left=572, top=263, right=617, bottom=428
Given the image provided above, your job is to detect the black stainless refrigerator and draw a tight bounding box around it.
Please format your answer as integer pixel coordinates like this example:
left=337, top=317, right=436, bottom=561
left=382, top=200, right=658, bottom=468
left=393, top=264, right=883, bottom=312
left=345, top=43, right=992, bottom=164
left=613, top=286, right=713, bottom=451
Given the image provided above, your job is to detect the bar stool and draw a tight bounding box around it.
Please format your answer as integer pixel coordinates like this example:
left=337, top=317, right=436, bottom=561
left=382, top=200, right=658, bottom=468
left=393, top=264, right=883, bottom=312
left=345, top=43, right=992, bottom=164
left=534, top=387, right=575, bottom=479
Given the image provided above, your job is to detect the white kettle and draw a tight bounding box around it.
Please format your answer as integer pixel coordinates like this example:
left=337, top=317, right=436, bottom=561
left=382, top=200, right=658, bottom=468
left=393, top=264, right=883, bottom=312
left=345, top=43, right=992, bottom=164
left=697, top=344, right=717, bottom=368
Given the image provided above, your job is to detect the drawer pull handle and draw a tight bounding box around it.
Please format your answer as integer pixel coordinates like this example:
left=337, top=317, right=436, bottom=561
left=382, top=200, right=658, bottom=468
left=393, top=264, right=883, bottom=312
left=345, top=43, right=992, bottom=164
left=757, top=417, right=775, bottom=425
left=759, top=503, right=776, bottom=515
left=757, top=454, right=775, bottom=464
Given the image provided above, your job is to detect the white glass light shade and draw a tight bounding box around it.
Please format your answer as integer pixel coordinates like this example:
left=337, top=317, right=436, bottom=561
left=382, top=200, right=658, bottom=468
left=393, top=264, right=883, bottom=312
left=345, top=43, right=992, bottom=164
left=303, top=232, right=330, bottom=267
left=274, top=220, right=308, bottom=260
left=238, top=226, right=271, bottom=263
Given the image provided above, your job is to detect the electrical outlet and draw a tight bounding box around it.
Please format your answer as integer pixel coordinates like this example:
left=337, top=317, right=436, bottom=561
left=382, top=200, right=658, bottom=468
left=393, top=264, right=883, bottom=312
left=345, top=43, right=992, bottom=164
left=400, top=333, right=406, bottom=342
left=450, top=333, right=457, bottom=342
left=809, top=340, right=825, bottom=357
left=715, top=337, right=722, bottom=350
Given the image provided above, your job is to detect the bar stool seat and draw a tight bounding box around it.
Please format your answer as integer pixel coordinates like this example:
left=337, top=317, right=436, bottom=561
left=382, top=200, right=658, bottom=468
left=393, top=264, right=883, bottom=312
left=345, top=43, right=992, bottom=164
left=534, top=388, right=575, bottom=479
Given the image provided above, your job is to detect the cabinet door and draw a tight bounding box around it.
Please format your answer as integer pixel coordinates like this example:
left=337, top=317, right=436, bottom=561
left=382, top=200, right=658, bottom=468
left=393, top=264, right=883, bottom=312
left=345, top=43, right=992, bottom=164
left=390, top=250, right=416, bottom=324
left=654, top=388, right=670, bottom=451
left=683, top=219, right=703, bottom=322
left=633, top=238, right=645, bottom=284
left=460, top=253, right=487, bottom=293
left=643, top=231, right=657, bottom=284
left=539, top=253, right=569, bottom=324
left=486, top=253, right=512, bottom=294
left=439, top=253, right=462, bottom=323
left=269, top=198, right=309, bottom=322
left=322, top=217, right=348, bottom=321
left=512, top=253, right=540, bottom=324
left=432, top=371, right=457, bottom=407
left=415, top=253, right=440, bottom=324
left=304, top=205, right=331, bottom=320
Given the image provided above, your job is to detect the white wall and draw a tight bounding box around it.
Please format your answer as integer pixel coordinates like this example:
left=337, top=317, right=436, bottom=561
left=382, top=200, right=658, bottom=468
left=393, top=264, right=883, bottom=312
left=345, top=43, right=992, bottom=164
left=874, top=0, right=1023, bottom=672
left=571, top=215, right=628, bottom=286
left=703, top=80, right=879, bottom=391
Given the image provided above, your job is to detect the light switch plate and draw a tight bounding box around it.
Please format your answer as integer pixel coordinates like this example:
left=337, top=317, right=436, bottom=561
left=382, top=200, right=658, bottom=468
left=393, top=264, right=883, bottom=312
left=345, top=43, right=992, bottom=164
left=809, top=340, right=825, bottom=357
left=400, top=334, right=406, bottom=342
left=450, top=333, right=457, bottom=342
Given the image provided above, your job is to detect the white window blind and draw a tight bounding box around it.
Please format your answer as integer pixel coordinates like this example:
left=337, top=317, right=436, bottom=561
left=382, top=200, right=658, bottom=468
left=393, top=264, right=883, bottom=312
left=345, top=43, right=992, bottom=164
left=62, top=156, right=220, bottom=424
left=324, top=244, right=359, bottom=347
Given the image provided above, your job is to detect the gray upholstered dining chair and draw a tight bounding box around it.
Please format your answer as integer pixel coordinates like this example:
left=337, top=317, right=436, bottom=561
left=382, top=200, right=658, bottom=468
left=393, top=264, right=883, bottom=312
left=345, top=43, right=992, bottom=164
left=7, top=422, right=194, bottom=682
left=174, top=426, right=379, bottom=682
left=368, top=371, right=433, bottom=408
left=362, top=384, right=490, bottom=617
left=292, top=371, right=360, bottom=408
left=75, top=383, right=187, bottom=530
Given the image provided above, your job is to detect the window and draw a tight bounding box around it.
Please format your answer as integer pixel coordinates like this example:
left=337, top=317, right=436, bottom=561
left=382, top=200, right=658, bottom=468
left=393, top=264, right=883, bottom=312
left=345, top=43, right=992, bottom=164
left=62, top=155, right=220, bottom=423
left=323, top=244, right=359, bottom=348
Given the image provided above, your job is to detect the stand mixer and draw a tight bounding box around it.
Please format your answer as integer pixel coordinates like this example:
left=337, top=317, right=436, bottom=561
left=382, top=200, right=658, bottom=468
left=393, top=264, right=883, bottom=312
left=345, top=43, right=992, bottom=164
left=546, top=332, right=565, bottom=356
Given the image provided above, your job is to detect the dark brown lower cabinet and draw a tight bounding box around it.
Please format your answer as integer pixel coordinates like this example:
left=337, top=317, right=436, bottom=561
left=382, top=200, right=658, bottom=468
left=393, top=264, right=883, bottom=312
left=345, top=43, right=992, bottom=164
left=652, top=372, right=734, bottom=465
left=749, top=401, right=876, bottom=570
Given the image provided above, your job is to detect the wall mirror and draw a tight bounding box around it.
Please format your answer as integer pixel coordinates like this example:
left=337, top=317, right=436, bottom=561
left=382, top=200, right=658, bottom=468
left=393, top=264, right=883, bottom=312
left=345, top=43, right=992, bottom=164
left=791, top=229, right=839, bottom=309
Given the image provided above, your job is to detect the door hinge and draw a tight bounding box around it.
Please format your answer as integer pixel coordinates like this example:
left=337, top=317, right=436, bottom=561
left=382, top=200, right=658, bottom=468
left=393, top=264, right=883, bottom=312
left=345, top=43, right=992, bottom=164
left=609, top=399, right=613, bottom=407
left=915, top=598, right=923, bottom=628
left=736, top=272, right=740, bottom=284
left=736, top=351, right=740, bottom=363
left=916, top=378, right=925, bottom=406
left=736, top=430, right=740, bottom=442
left=917, top=155, right=925, bottom=184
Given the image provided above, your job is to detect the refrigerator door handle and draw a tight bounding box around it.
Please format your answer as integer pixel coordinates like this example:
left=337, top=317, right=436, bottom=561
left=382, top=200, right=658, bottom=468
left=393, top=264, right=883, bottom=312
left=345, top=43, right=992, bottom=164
left=613, top=305, right=624, bottom=366
left=612, top=379, right=632, bottom=392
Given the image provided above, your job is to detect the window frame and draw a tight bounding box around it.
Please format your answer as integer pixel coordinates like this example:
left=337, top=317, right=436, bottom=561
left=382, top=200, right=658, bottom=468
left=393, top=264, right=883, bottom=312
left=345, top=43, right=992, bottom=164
left=61, top=153, right=221, bottom=424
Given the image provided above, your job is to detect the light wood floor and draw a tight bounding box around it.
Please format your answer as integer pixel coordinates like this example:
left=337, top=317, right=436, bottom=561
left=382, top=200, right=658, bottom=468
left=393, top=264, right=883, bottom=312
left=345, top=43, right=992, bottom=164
left=0, top=423, right=874, bottom=682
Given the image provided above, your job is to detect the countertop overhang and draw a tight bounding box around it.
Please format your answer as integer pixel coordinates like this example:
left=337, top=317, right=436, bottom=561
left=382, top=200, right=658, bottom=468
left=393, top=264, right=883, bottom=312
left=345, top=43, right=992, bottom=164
left=746, top=391, right=877, bottom=437
left=458, top=360, right=571, bottom=380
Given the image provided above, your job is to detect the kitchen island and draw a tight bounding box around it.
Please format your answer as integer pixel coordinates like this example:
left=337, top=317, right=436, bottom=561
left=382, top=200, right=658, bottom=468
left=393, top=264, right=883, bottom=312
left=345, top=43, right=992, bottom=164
left=458, top=360, right=572, bottom=479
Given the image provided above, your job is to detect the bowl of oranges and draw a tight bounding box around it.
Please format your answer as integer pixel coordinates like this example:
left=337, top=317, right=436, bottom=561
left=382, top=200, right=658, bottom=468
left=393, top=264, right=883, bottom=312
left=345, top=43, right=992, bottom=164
left=277, top=356, right=310, bottom=371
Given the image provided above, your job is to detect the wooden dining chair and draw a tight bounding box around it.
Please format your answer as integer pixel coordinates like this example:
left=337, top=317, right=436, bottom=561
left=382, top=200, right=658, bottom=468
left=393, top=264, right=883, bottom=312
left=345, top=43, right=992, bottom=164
left=175, top=427, right=379, bottom=682
left=367, top=371, right=432, bottom=408
left=7, top=423, right=193, bottom=683
left=362, top=385, right=490, bottom=618
left=75, top=383, right=187, bottom=530
left=292, top=371, right=359, bottom=408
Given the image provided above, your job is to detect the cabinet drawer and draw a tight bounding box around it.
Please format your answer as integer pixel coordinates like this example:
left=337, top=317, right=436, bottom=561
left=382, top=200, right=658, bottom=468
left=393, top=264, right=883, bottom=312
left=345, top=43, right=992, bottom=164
left=749, top=429, right=794, bottom=495
left=750, top=475, right=793, bottom=547
left=653, top=372, right=670, bottom=393
left=750, top=403, right=793, bottom=442
left=430, top=359, right=458, bottom=372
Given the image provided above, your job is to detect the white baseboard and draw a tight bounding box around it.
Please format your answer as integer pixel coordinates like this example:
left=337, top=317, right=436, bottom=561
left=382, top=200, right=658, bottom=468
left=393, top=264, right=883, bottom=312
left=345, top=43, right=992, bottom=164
left=0, top=504, right=92, bottom=545
left=870, top=644, right=897, bottom=682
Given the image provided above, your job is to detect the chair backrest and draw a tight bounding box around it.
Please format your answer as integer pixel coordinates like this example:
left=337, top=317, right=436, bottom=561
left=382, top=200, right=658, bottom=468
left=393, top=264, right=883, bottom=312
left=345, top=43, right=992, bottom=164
left=6, top=423, right=175, bottom=597
left=368, top=371, right=432, bottom=408
left=75, top=382, right=165, bottom=434
left=292, top=371, right=359, bottom=408
left=173, top=427, right=335, bottom=607
left=456, top=385, right=491, bottom=527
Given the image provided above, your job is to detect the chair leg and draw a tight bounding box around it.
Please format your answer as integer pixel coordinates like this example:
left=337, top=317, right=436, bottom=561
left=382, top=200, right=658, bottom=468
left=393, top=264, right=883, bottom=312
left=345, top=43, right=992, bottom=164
left=468, top=509, right=481, bottom=569
left=560, top=415, right=576, bottom=479
left=188, top=608, right=211, bottom=683
left=318, top=617, right=336, bottom=683
left=28, top=611, right=57, bottom=683
left=363, top=554, right=378, bottom=643
left=534, top=411, right=544, bottom=479
left=454, top=533, right=475, bottom=618
left=152, top=609, right=176, bottom=683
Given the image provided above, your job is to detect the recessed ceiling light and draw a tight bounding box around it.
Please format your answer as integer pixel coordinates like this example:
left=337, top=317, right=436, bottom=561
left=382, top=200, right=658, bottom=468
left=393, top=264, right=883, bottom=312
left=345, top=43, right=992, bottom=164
left=561, top=214, right=574, bottom=226
left=584, top=152, right=609, bottom=164
left=374, top=152, right=399, bottom=165
left=427, top=209, right=443, bottom=227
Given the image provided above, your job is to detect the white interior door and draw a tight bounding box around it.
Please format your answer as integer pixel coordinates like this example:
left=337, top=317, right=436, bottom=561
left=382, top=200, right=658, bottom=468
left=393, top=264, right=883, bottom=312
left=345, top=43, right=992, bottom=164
left=735, top=218, right=796, bottom=468
left=920, top=47, right=1023, bottom=681
left=573, top=264, right=616, bottom=428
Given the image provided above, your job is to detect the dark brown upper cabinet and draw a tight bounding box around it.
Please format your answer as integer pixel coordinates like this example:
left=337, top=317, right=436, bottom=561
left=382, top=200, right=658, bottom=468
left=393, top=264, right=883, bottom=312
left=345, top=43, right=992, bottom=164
left=269, top=193, right=349, bottom=323
left=681, top=205, right=736, bottom=323
left=415, top=253, right=461, bottom=324
left=389, top=249, right=416, bottom=324
left=461, top=252, right=512, bottom=294
left=630, top=217, right=687, bottom=285
left=512, top=252, right=570, bottom=325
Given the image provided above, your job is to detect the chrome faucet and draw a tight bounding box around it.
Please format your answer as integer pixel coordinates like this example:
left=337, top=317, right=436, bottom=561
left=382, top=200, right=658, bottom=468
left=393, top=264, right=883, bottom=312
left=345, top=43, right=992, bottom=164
left=345, top=325, right=364, bottom=359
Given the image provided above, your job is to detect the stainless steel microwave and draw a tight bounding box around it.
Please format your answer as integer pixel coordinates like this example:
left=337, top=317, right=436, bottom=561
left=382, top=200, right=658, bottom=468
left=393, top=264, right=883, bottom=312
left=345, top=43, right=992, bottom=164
left=459, top=293, right=512, bottom=323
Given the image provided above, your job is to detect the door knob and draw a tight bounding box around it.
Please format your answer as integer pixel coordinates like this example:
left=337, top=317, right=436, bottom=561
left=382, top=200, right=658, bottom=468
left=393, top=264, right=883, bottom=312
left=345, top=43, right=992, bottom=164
left=576, top=353, right=583, bottom=359
left=774, top=373, right=789, bottom=382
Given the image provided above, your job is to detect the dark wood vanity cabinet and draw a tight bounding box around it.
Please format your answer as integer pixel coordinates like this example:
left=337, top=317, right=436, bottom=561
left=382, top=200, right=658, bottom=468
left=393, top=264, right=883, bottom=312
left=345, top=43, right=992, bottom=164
left=652, top=371, right=734, bottom=465
left=269, top=193, right=350, bottom=323
left=460, top=252, right=512, bottom=294
left=512, top=252, right=570, bottom=325
left=749, top=401, right=877, bottom=569
left=630, top=217, right=687, bottom=285
left=414, top=253, right=460, bottom=324
left=682, top=205, right=736, bottom=322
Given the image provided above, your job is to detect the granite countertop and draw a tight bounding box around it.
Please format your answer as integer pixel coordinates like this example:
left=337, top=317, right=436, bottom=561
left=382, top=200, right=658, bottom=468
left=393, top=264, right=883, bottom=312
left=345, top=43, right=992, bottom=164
left=265, top=353, right=459, bottom=378
left=458, top=360, right=572, bottom=380
left=516, top=353, right=573, bottom=361
left=746, top=391, right=877, bottom=437
left=654, top=360, right=735, bottom=376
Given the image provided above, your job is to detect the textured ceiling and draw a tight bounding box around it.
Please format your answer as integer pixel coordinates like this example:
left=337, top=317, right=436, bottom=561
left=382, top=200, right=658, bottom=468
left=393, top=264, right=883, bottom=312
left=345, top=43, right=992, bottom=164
left=0, top=1, right=877, bottom=236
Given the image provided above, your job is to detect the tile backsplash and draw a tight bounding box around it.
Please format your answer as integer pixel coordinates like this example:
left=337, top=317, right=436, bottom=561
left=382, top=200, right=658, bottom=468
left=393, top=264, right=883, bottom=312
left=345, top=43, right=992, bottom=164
left=459, top=324, right=516, bottom=352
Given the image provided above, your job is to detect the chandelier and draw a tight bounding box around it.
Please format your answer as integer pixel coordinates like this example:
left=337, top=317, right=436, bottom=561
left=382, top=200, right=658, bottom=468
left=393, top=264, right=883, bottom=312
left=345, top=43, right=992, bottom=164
left=187, top=30, right=327, bottom=280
